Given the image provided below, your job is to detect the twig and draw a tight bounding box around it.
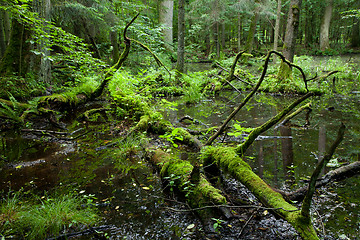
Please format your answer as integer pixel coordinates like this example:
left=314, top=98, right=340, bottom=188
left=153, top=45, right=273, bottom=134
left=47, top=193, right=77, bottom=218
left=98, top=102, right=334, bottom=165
left=215, top=62, right=253, bottom=86
left=238, top=206, right=260, bottom=238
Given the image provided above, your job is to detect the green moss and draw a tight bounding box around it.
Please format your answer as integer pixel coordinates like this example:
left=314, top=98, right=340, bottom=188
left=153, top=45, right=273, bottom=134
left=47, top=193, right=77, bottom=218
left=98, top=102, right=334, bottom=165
left=202, top=146, right=319, bottom=239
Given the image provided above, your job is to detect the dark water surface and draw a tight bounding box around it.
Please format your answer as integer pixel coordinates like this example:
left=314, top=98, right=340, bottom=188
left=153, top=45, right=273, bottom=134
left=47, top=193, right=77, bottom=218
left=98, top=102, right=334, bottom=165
left=1, top=91, right=360, bottom=239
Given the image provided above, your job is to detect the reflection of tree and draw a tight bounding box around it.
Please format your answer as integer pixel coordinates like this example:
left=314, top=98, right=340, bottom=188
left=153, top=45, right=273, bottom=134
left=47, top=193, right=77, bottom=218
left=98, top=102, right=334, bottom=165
left=280, top=125, right=295, bottom=186
left=318, top=125, right=326, bottom=175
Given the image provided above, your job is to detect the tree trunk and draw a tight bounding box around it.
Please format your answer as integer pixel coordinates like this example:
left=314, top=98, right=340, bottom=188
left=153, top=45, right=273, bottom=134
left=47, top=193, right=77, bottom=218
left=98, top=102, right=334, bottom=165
left=273, top=0, right=282, bottom=63
left=176, top=0, right=185, bottom=75
left=110, top=30, right=119, bottom=65
left=159, top=0, right=174, bottom=51
left=221, top=23, right=225, bottom=51
left=244, top=9, right=259, bottom=53
left=237, top=13, right=242, bottom=52
left=0, top=10, right=7, bottom=58
left=32, top=0, right=52, bottom=83
left=351, top=20, right=360, bottom=48
left=319, top=0, right=333, bottom=51
left=0, top=19, right=32, bottom=76
left=277, top=0, right=302, bottom=81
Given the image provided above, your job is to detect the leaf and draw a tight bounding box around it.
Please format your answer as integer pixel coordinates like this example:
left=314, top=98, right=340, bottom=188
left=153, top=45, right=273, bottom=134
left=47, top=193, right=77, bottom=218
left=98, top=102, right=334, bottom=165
left=187, top=224, right=195, bottom=230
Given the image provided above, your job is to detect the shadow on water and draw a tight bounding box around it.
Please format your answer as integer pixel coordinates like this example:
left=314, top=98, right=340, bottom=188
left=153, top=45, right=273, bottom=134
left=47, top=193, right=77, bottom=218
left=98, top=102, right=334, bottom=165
left=1, top=90, right=360, bottom=239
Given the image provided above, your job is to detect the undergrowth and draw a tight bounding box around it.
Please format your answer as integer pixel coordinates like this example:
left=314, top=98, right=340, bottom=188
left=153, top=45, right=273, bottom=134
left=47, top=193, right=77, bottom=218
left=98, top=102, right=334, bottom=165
left=0, top=192, right=98, bottom=239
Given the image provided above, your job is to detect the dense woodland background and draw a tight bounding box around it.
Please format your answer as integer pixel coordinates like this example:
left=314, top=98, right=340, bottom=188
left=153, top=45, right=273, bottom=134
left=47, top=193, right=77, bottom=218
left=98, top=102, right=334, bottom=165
left=0, top=0, right=360, bottom=89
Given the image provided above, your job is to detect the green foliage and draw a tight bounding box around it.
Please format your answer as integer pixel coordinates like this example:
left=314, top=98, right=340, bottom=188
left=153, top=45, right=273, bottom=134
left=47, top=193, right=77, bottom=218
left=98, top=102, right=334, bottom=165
left=227, top=121, right=253, bottom=139
left=182, top=72, right=209, bottom=104
left=113, top=134, right=148, bottom=174
left=0, top=94, right=23, bottom=124
left=0, top=192, right=98, bottom=239
left=160, top=128, right=184, bottom=148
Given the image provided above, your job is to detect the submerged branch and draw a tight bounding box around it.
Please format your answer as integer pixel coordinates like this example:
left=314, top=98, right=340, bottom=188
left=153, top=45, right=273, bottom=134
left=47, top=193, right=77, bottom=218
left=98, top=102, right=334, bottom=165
left=301, top=123, right=346, bottom=218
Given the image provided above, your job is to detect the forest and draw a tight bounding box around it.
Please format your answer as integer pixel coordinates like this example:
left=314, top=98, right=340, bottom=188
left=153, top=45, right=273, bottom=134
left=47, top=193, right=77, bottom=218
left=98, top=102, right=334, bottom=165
left=1, top=0, right=360, bottom=239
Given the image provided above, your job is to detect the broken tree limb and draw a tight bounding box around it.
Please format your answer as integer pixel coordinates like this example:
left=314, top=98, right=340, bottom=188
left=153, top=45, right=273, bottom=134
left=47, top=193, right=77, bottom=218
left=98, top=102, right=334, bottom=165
left=236, top=92, right=314, bottom=155
left=90, top=13, right=139, bottom=100
left=301, top=123, right=345, bottom=218
left=148, top=149, right=227, bottom=219
left=275, top=102, right=312, bottom=129
left=215, top=62, right=253, bottom=86
left=129, top=38, right=172, bottom=80
left=202, top=146, right=318, bottom=240
left=206, top=51, right=274, bottom=146
left=206, top=50, right=306, bottom=146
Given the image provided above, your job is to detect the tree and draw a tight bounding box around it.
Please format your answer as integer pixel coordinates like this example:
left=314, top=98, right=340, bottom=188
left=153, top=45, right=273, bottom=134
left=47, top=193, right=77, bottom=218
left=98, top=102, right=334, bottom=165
left=32, top=0, right=52, bottom=83
left=277, top=0, right=302, bottom=81
left=176, top=0, right=185, bottom=75
left=159, top=0, right=174, bottom=51
left=319, top=0, right=333, bottom=51
left=273, top=0, right=282, bottom=63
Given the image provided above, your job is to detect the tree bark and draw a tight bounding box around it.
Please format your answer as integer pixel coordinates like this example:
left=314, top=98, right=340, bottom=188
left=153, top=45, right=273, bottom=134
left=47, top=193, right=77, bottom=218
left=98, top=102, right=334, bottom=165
left=244, top=9, right=260, bottom=53
left=0, top=19, right=32, bottom=76
left=176, top=0, right=185, bottom=75
left=0, top=10, right=6, bottom=58
left=159, top=0, right=174, bottom=51
left=273, top=0, right=282, bottom=63
left=319, top=0, right=333, bottom=51
left=277, top=0, right=302, bottom=80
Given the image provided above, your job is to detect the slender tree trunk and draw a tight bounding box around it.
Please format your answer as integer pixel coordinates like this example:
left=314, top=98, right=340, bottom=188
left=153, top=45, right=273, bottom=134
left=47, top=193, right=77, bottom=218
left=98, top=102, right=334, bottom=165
left=277, top=0, right=302, bottom=80
left=351, top=1, right=360, bottom=48
left=0, top=19, right=31, bottom=76
left=215, top=22, right=220, bottom=58
left=221, top=23, right=225, bottom=51
left=159, top=0, right=174, bottom=51
left=273, top=0, right=282, bottom=63
left=244, top=9, right=259, bottom=53
left=30, top=0, right=52, bottom=83
left=0, top=10, right=6, bottom=58
left=319, top=0, right=333, bottom=51
left=176, top=0, right=185, bottom=75
left=110, top=30, right=119, bottom=65
left=238, top=13, right=242, bottom=52
left=351, top=20, right=360, bottom=48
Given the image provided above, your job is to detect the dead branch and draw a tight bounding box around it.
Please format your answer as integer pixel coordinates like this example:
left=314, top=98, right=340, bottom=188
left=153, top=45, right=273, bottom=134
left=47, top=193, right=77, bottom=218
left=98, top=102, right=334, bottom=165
left=236, top=92, right=314, bottom=155
left=278, top=161, right=360, bottom=202
left=301, top=123, right=345, bottom=218
left=275, top=102, right=312, bottom=129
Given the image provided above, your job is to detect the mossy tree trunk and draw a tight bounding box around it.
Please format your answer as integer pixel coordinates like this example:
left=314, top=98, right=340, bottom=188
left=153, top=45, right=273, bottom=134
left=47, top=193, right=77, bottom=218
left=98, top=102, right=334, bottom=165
left=277, top=0, right=302, bottom=81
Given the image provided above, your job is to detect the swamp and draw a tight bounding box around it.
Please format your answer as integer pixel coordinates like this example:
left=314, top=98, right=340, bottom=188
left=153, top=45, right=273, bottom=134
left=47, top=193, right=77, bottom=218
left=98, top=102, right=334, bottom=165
left=1, top=0, right=360, bottom=239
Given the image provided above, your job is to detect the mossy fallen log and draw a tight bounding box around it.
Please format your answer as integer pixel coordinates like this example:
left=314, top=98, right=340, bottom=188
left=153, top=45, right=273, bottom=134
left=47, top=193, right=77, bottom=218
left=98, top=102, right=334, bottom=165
left=202, top=146, right=319, bottom=240
left=148, top=149, right=227, bottom=219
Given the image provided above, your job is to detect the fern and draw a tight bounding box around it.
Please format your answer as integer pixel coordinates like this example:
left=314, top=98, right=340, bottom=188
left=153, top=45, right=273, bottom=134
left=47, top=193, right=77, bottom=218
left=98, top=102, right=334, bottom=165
left=0, top=94, right=22, bottom=124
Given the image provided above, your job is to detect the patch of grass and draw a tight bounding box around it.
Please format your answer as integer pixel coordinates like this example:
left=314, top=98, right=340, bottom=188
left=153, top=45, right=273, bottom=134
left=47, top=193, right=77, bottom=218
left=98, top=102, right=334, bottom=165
left=0, top=192, right=99, bottom=239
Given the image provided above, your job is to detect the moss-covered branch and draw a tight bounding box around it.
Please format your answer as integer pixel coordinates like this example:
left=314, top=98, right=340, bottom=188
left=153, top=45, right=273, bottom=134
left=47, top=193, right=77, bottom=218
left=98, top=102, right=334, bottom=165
left=202, top=146, right=319, bottom=240
left=236, top=92, right=314, bottom=155
left=206, top=51, right=274, bottom=146
left=148, top=149, right=227, bottom=217
left=275, top=102, right=312, bottom=128
left=90, top=13, right=140, bottom=100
